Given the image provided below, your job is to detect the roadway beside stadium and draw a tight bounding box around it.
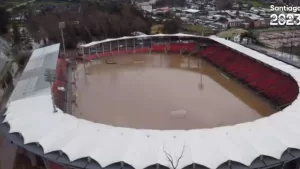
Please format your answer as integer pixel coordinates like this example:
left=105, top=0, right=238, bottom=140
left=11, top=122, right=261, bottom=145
left=1, top=34, right=300, bottom=169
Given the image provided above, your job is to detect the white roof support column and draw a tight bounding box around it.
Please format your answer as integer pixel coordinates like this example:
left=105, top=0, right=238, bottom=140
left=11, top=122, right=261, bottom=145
left=118, top=40, right=120, bottom=51
left=81, top=47, right=84, bottom=60
left=110, top=41, right=112, bottom=52
left=102, top=43, right=104, bottom=54
left=133, top=38, right=135, bottom=50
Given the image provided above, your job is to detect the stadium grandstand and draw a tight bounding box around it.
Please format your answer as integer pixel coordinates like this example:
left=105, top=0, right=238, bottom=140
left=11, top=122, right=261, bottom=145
left=1, top=33, right=300, bottom=169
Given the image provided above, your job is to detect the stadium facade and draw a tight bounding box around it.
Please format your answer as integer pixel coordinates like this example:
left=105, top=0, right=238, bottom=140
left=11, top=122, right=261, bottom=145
left=1, top=34, right=300, bottom=169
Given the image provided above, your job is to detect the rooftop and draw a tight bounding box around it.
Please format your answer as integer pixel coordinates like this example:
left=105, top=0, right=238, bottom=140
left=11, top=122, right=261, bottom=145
left=3, top=35, right=300, bottom=169
left=8, top=44, right=60, bottom=102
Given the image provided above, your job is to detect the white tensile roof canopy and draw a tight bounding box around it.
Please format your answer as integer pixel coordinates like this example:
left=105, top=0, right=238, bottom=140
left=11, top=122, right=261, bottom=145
left=2, top=35, right=300, bottom=169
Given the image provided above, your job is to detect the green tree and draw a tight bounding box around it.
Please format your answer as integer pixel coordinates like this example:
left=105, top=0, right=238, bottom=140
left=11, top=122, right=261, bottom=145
left=163, top=19, right=180, bottom=34
left=12, top=23, right=21, bottom=46
left=26, top=1, right=152, bottom=48
left=240, top=31, right=258, bottom=44
left=224, top=2, right=233, bottom=10
left=154, top=0, right=186, bottom=7
left=21, top=29, right=33, bottom=50
left=0, top=7, right=10, bottom=34
left=227, top=24, right=231, bottom=29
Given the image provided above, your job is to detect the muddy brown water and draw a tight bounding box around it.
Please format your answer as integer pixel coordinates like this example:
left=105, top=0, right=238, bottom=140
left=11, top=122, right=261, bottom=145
left=73, top=53, right=276, bottom=130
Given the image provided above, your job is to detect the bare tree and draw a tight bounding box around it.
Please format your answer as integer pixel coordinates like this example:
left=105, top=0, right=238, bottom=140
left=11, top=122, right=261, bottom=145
left=163, top=145, right=185, bottom=169
left=25, top=1, right=151, bottom=48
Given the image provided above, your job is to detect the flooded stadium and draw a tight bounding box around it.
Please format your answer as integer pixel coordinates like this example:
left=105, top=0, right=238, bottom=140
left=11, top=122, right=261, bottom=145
left=73, top=53, right=276, bottom=130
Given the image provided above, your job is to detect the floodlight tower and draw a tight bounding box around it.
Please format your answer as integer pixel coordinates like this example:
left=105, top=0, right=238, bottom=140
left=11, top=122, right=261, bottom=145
left=59, top=21, right=66, bottom=57
left=198, top=59, right=204, bottom=90
left=44, top=68, right=57, bottom=113
left=289, top=27, right=294, bottom=59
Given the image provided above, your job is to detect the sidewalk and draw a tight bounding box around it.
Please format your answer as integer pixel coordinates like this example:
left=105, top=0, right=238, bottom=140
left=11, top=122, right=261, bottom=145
left=66, top=62, right=73, bottom=115
left=0, top=73, right=22, bottom=169
left=0, top=84, right=17, bottom=169
left=245, top=44, right=300, bottom=68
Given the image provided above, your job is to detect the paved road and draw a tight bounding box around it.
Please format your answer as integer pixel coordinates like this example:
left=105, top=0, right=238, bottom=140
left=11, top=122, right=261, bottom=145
left=7, top=0, right=36, bottom=12
left=245, top=44, right=300, bottom=68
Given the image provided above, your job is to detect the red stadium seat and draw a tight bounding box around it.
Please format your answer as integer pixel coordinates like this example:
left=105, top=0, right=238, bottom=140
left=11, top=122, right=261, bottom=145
left=84, top=43, right=298, bottom=107
left=199, top=45, right=298, bottom=106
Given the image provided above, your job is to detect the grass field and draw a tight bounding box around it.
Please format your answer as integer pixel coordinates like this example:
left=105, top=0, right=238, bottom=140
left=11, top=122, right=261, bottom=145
left=33, top=0, right=78, bottom=6
left=217, top=28, right=248, bottom=38
left=182, top=24, right=214, bottom=35
left=1, top=0, right=78, bottom=9
left=237, top=0, right=268, bottom=8
left=0, top=0, right=30, bottom=9
left=151, top=24, right=163, bottom=34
